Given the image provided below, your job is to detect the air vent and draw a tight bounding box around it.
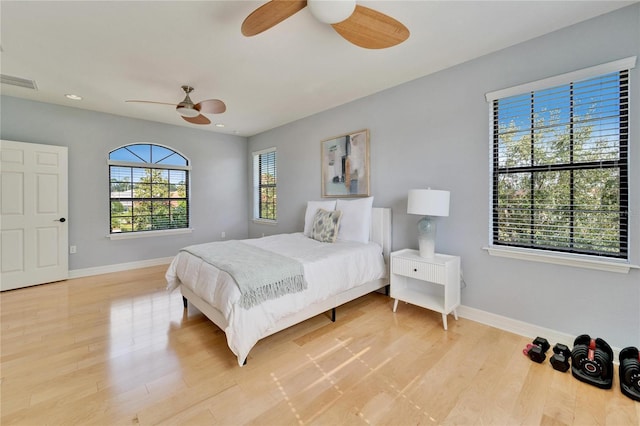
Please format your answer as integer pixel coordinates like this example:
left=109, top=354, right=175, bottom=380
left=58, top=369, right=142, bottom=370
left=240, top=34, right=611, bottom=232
left=0, top=74, right=38, bottom=90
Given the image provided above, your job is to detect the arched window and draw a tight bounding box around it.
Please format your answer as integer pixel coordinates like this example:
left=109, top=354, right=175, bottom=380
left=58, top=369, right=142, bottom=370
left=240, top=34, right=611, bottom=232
left=108, top=143, right=190, bottom=235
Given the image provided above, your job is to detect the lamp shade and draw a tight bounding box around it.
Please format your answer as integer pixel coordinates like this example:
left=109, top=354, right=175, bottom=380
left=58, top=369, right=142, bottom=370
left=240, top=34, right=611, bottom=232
left=407, top=189, right=450, bottom=217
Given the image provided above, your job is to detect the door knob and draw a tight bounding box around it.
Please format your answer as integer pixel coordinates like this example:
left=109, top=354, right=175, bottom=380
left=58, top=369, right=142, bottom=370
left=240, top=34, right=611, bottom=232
left=55, top=217, right=66, bottom=222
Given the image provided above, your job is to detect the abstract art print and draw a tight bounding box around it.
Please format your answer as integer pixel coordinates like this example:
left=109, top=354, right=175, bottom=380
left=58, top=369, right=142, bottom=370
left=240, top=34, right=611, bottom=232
left=321, top=129, right=370, bottom=198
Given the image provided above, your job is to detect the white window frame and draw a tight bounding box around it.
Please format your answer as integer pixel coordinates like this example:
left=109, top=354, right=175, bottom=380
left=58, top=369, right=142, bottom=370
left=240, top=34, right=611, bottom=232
left=107, top=143, right=192, bottom=240
left=252, top=147, right=277, bottom=224
left=484, top=57, right=638, bottom=273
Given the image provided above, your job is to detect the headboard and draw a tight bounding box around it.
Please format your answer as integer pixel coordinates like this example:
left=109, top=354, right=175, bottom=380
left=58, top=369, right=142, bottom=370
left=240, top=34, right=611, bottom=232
left=370, top=207, right=392, bottom=264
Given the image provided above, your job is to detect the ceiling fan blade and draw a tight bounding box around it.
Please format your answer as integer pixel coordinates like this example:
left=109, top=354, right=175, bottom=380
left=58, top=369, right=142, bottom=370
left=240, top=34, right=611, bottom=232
left=331, top=5, right=409, bottom=49
left=241, top=0, right=307, bottom=36
left=125, top=100, right=177, bottom=106
left=196, top=99, right=226, bottom=114
left=182, top=114, right=211, bottom=125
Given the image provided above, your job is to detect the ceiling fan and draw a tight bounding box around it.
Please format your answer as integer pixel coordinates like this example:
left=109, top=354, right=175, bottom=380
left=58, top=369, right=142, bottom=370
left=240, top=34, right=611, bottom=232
left=126, top=85, right=226, bottom=125
left=241, top=0, right=410, bottom=49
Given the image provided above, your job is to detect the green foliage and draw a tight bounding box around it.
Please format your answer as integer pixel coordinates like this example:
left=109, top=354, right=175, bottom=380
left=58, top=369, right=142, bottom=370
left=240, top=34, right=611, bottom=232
left=110, top=177, right=131, bottom=193
left=110, top=167, right=188, bottom=233
left=495, top=101, right=622, bottom=255
left=260, top=172, right=276, bottom=220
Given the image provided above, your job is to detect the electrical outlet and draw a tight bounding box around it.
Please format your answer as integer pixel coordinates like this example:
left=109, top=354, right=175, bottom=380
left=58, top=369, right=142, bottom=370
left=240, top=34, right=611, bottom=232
left=70, top=245, right=77, bottom=254
left=221, top=231, right=226, bottom=239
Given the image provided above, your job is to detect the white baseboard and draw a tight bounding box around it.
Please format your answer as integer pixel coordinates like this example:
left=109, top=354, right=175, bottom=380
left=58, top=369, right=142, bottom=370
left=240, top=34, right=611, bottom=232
left=68, top=257, right=174, bottom=279
left=456, top=305, right=622, bottom=362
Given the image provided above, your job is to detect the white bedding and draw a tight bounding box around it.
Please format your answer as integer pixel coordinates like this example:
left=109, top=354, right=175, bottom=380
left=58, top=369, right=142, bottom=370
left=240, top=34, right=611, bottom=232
left=166, top=232, right=386, bottom=365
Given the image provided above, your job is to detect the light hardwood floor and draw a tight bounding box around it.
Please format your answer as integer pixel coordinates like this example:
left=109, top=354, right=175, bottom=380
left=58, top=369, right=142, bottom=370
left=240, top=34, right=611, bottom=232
left=1, top=265, right=638, bottom=425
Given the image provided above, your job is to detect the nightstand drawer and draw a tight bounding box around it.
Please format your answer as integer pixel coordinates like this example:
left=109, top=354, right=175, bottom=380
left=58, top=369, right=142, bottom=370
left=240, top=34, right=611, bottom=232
left=392, top=256, right=445, bottom=284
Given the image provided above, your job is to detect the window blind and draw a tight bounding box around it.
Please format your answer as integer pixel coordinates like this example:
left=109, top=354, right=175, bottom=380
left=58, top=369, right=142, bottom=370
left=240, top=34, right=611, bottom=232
left=491, top=68, right=630, bottom=259
left=108, top=144, right=189, bottom=234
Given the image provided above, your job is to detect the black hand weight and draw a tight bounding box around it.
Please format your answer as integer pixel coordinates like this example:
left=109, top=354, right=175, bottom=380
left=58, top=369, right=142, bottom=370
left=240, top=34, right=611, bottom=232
left=550, top=343, right=571, bottom=372
left=570, top=334, right=613, bottom=389
left=619, top=346, right=640, bottom=402
left=523, top=337, right=550, bottom=363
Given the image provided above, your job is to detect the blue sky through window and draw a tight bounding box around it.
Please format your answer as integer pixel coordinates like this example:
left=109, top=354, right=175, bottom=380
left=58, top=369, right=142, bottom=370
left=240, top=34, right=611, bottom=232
left=109, top=144, right=187, bottom=166
left=496, top=72, right=621, bottom=167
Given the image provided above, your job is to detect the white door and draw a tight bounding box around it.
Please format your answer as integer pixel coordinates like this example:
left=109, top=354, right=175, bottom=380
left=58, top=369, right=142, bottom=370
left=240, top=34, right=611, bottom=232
left=1, top=140, right=68, bottom=291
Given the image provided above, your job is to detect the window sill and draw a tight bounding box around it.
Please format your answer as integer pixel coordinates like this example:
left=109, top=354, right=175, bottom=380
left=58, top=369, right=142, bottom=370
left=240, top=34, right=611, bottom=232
left=108, top=228, right=193, bottom=240
left=252, top=219, right=277, bottom=226
left=483, top=246, right=638, bottom=274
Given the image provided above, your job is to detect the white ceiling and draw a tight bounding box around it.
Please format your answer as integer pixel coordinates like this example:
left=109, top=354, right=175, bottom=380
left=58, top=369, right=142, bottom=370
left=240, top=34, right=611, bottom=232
left=1, top=1, right=634, bottom=137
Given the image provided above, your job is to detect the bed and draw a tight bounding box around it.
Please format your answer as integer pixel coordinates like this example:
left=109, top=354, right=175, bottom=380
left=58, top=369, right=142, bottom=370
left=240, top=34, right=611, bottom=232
left=166, top=201, right=391, bottom=366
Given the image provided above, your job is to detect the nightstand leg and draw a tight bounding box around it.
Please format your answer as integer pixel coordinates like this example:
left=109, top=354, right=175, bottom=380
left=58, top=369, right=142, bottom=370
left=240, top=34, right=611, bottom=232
left=453, top=309, right=458, bottom=320
left=442, top=313, right=448, bottom=331
left=393, top=299, right=399, bottom=312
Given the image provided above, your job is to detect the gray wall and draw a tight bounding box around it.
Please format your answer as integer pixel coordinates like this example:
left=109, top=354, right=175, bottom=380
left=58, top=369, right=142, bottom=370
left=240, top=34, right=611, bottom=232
left=1, top=96, right=249, bottom=270
left=248, top=5, right=640, bottom=348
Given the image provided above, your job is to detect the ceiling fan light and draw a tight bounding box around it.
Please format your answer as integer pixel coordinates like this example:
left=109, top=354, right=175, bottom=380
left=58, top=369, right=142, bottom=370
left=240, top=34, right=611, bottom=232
left=308, top=0, right=356, bottom=24
left=176, top=105, right=199, bottom=118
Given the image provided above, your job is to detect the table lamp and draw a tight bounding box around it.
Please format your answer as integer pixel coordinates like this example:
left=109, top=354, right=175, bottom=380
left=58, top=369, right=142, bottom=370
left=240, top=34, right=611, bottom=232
left=407, top=188, right=450, bottom=258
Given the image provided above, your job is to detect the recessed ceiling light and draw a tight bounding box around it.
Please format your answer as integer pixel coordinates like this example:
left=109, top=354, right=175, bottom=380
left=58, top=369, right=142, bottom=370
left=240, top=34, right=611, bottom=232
left=65, top=94, right=82, bottom=100
left=215, top=123, right=225, bottom=128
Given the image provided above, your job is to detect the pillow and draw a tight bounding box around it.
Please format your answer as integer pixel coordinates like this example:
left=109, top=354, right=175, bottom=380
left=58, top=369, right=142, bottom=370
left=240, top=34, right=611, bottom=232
left=311, top=208, right=342, bottom=243
left=303, top=200, right=336, bottom=236
left=336, top=196, right=374, bottom=243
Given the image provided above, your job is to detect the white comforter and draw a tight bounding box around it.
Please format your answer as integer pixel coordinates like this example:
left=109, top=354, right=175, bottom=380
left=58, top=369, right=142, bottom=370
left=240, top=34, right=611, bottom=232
left=166, top=233, right=386, bottom=365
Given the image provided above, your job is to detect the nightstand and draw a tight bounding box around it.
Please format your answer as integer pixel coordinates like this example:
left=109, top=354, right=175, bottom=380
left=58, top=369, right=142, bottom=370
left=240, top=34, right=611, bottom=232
left=390, top=249, right=461, bottom=330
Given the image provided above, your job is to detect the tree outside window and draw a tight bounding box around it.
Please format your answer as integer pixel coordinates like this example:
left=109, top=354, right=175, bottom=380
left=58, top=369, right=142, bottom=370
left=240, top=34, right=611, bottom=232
left=491, top=70, right=628, bottom=258
left=253, top=148, right=277, bottom=221
left=109, top=144, right=189, bottom=234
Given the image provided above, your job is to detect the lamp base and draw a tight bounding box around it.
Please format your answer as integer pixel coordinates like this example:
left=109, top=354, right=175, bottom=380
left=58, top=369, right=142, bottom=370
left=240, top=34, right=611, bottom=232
left=417, top=216, right=436, bottom=258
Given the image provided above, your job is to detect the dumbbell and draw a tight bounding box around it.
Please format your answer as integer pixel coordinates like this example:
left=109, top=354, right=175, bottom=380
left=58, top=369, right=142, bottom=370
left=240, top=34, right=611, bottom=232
left=619, top=346, right=640, bottom=402
left=523, top=337, right=550, bottom=363
left=550, top=343, right=571, bottom=372
left=571, top=334, right=613, bottom=389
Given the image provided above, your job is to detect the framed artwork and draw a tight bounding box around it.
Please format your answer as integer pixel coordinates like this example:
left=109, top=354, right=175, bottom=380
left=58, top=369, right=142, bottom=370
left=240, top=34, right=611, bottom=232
left=321, top=129, right=370, bottom=198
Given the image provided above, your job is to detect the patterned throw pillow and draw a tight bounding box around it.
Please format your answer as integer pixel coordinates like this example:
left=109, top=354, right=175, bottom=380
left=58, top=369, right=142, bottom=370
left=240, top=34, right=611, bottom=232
left=311, top=208, right=342, bottom=243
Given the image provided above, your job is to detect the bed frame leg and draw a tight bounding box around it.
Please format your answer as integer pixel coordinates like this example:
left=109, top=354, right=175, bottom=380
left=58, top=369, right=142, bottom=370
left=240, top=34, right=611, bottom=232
left=331, top=307, right=336, bottom=322
left=182, top=296, right=188, bottom=309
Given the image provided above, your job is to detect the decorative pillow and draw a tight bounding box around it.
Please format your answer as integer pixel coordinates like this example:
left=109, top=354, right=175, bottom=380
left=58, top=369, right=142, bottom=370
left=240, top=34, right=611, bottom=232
left=336, top=196, right=374, bottom=243
left=311, top=208, right=342, bottom=243
left=303, top=200, right=336, bottom=236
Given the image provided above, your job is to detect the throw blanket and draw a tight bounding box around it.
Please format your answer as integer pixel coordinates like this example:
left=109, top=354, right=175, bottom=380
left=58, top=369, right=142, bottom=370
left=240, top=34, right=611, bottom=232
left=180, top=241, right=307, bottom=309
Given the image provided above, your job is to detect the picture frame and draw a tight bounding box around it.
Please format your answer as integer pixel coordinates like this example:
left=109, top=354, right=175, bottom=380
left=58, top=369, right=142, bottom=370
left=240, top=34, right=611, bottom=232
left=321, top=129, right=370, bottom=198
